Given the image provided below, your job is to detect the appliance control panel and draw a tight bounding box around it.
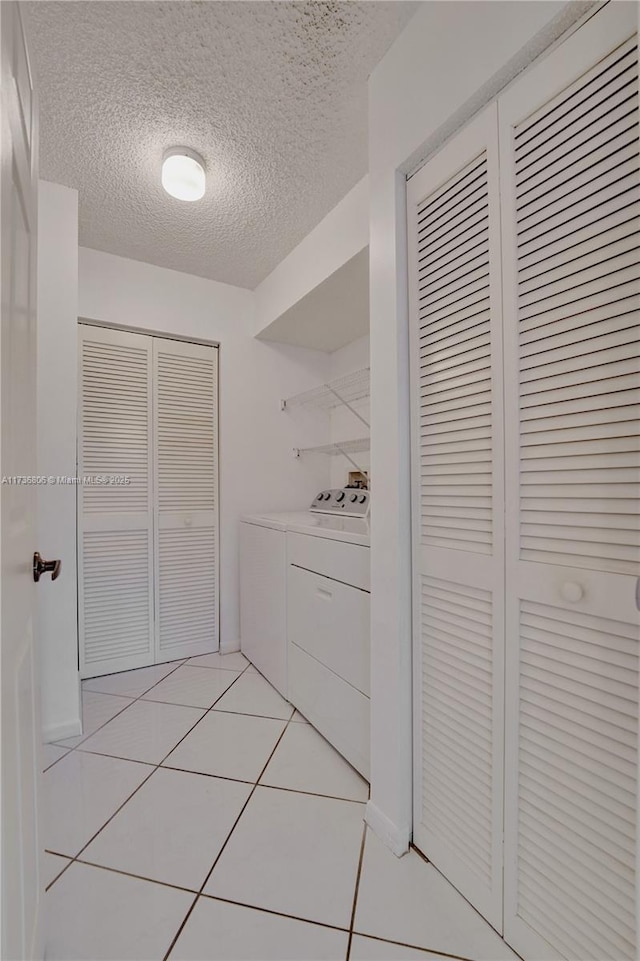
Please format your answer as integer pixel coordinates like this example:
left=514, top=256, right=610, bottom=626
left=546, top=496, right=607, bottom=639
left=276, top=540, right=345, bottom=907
left=310, top=487, right=370, bottom=517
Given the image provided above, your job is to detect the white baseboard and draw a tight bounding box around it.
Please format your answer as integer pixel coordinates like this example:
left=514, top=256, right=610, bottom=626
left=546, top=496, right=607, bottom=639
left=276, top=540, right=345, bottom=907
left=42, top=717, right=82, bottom=744
left=365, top=800, right=411, bottom=857
left=220, top=638, right=241, bottom=655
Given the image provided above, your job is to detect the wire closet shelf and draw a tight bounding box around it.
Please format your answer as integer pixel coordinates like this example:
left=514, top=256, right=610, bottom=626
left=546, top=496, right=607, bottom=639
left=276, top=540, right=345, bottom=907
left=281, top=367, right=370, bottom=414
left=283, top=366, right=370, bottom=479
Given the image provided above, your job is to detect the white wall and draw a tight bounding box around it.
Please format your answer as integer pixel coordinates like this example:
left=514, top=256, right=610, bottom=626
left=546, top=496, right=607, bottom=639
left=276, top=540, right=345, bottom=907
left=254, top=176, right=369, bottom=338
left=37, top=181, right=82, bottom=741
left=78, top=247, right=332, bottom=652
left=328, top=335, right=370, bottom=489
left=366, top=0, right=581, bottom=854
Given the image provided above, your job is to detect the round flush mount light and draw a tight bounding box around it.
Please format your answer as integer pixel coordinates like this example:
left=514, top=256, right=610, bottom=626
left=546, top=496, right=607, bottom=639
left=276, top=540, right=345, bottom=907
left=161, top=147, right=206, bottom=201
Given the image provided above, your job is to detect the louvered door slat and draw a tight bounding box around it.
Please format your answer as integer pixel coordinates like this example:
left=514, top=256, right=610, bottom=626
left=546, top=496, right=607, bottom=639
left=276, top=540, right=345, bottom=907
left=408, top=105, right=504, bottom=929
left=153, top=338, right=219, bottom=660
left=500, top=7, right=639, bottom=960
left=516, top=602, right=638, bottom=961
left=514, top=33, right=640, bottom=574
left=78, top=325, right=154, bottom=677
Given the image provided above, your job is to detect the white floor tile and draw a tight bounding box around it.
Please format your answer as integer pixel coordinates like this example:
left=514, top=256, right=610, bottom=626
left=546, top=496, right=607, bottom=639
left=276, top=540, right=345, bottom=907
left=260, top=722, right=368, bottom=801
left=205, top=785, right=365, bottom=928
left=42, top=744, right=69, bottom=770
left=56, top=691, right=133, bottom=748
left=44, top=751, right=151, bottom=856
left=44, top=853, right=71, bottom=888
left=188, top=651, right=249, bottom=671
left=350, top=935, right=449, bottom=960
left=170, top=897, right=349, bottom=960
left=354, top=831, right=517, bottom=960
left=141, top=664, right=241, bottom=709
left=82, top=767, right=252, bottom=890
left=291, top=710, right=309, bottom=723
left=79, top=699, right=205, bottom=764
left=45, top=861, right=193, bottom=961
left=212, top=671, right=293, bottom=720
left=164, top=711, right=286, bottom=782
left=82, top=660, right=184, bottom=698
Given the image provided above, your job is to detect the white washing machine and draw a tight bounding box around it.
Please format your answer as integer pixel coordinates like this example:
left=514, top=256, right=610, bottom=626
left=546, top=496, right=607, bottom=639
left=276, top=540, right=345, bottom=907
left=240, top=488, right=371, bottom=776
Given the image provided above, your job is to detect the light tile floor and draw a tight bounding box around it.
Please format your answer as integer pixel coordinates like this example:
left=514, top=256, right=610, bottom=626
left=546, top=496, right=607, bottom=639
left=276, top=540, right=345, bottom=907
left=44, top=654, right=519, bottom=961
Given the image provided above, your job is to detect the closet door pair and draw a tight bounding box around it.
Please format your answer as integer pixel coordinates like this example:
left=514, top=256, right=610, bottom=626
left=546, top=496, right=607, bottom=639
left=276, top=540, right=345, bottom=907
left=78, top=324, right=219, bottom=678
left=408, top=5, right=638, bottom=960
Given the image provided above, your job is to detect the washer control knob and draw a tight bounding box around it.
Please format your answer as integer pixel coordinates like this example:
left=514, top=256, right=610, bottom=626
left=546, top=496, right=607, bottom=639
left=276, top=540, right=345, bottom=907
left=359, top=495, right=367, bottom=504
left=336, top=491, right=345, bottom=502
left=350, top=494, right=358, bottom=502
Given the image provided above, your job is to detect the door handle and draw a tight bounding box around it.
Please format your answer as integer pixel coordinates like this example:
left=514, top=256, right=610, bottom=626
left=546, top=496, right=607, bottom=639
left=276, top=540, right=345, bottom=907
left=561, top=581, right=583, bottom=603
left=33, top=552, right=61, bottom=583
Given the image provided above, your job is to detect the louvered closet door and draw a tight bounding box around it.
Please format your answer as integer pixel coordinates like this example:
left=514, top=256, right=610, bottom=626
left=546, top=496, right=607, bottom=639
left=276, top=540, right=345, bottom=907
left=153, top=338, right=219, bottom=661
left=407, top=104, right=505, bottom=928
left=499, top=6, right=639, bottom=960
left=78, top=325, right=154, bottom=678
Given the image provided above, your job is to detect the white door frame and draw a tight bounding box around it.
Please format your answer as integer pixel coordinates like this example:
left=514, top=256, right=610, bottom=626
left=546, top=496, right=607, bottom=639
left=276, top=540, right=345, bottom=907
left=1, top=3, right=44, bottom=957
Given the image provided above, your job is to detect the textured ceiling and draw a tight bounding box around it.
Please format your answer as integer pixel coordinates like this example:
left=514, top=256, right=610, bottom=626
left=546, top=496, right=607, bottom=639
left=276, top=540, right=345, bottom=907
left=25, top=1, right=416, bottom=289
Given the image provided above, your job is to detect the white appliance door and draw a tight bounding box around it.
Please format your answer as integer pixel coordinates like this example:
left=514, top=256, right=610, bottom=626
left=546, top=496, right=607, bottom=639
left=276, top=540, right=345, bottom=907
left=78, top=324, right=155, bottom=677
left=153, top=337, right=219, bottom=660
left=1, top=4, right=44, bottom=957
left=499, top=6, right=639, bottom=960
left=407, top=104, right=505, bottom=929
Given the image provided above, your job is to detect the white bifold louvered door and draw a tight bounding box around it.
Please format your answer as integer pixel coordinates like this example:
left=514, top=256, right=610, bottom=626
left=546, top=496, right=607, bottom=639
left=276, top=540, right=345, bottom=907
left=407, top=104, right=505, bottom=929
left=409, top=5, right=638, bottom=959
left=499, top=6, right=639, bottom=961
left=153, top=338, right=219, bottom=661
left=78, top=325, right=219, bottom=677
left=78, top=326, right=155, bottom=677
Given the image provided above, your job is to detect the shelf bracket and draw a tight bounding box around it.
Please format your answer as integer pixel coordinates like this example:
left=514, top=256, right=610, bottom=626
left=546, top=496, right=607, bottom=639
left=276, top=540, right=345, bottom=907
left=325, top=385, right=370, bottom=429
left=333, top=443, right=368, bottom=481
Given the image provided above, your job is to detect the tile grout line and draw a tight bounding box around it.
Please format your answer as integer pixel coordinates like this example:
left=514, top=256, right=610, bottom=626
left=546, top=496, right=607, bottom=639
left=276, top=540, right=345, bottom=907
left=44, top=658, right=511, bottom=961
left=140, top=699, right=288, bottom=718
left=351, top=932, right=479, bottom=961
left=200, top=893, right=352, bottom=934
left=45, top=656, right=192, bottom=764
left=51, top=655, right=251, bottom=760
left=46, top=849, right=474, bottom=961
left=160, top=710, right=297, bottom=961
left=45, top=660, right=255, bottom=890
left=345, top=819, right=367, bottom=960
left=45, top=771, right=366, bottom=875
left=48, top=660, right=480, bottom=961
left=162, top=764, right=367, bottom=805
left=47, top=655, right=300, bottom=770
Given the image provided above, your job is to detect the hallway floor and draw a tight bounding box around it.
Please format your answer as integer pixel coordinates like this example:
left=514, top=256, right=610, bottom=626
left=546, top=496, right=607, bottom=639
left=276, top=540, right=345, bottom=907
left=43, top=654, right=518, bottom=961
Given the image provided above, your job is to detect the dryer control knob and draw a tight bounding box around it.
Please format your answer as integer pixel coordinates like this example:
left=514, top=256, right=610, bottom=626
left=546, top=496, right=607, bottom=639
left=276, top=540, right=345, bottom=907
left=336, top=492, right=345, bottom=502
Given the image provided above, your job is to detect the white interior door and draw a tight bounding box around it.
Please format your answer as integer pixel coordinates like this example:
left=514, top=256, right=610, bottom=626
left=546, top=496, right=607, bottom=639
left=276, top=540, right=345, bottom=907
left=407, top=104, right=505, bottom=929
left=499, top=6, right=639, bottom=960
left=153, top=337, right=219, bottom=661
left=1, top=4, right=43, bottom=957
left=78, top=324, right=154, bottom=678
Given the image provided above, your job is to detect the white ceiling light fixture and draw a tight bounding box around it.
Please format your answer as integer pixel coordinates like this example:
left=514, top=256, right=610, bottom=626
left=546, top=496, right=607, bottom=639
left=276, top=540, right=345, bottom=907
left=161, top=147, right=206, bottom=201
